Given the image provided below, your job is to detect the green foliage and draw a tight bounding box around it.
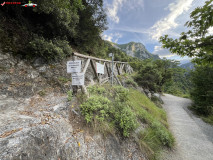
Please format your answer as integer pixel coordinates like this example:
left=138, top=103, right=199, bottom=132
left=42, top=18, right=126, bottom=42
left=27, top=36, right=72, bottom=61
left=202, top=115, right=213, bottom=125
left=160, top=0, right=213, bottom=65
left=38, top=90, right=46, bottom=97
left=114, top=105, right=137, bottom=137
left=125, top=78, right=138, bottom=88
left=81, top=86, right=137, bottom=137
left=80, top=95, right=110, bottom=123
left=128, top=89, right=174, bottom=158
left=67, top=90, right=73, bottom=101
left=80, top=85, right=174, bottom=159
left=111, top=86, right=129, bottom=102
left=134, top=59, right=174, bottom=92
left=190, top=66, right=213, bottom=116
left=58, top=77, right=71, bottom=83
left=87, top=85, right=106, bottom=95
left=163, top=67, right=191, bottom=97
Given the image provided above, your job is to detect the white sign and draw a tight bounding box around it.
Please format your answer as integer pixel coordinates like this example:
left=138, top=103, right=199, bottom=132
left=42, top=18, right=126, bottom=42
left=72, top=73, right=85, bottom=86
left=96, top=62, right=104, bottom=74
left=67, top=60, right=81, bottom=73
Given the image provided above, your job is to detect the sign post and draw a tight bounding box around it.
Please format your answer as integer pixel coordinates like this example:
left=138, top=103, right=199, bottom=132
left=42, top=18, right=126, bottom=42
left=96, top=62, right=105, bottom=74
left=72, top=73, right=85, bottom=86
left=67, top=60, right=81, bottom=73
left=109, top=53, right=114, bottom=85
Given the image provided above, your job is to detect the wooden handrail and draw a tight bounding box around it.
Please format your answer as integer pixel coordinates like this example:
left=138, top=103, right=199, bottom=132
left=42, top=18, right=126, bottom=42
left=72, top=52, right=128, bottom=64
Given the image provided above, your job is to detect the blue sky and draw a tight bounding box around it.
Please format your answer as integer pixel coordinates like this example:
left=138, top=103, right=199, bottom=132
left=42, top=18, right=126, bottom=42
left=102, top=0, right=207, bottom=64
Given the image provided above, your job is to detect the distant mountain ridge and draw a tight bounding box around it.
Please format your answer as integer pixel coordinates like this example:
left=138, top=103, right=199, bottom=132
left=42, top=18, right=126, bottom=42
left=180, top=62, right=194, bottom=70
left=112, top=42, right=160, bottom=60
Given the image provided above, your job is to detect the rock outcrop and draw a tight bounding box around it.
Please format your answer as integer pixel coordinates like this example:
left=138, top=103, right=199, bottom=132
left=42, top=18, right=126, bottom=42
left=116, top=42, right=160, bottom=60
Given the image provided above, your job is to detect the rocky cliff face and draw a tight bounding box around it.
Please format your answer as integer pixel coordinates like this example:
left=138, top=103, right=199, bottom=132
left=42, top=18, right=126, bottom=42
left=0, top=51, right=147, bottom=160
left=116, top=42, right=160, bottom=60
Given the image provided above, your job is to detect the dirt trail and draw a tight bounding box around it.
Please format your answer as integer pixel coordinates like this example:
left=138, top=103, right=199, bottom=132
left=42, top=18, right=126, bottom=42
left=161, top=94, right=213, bottom=160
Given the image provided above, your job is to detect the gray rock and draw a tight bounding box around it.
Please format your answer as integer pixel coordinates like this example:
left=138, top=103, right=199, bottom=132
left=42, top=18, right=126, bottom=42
left=0, top=94, right=147, bottom=160
left=148, top=93, right=152, bottom=99
left=38, top=66, right=47, bottom=73
left=33, top=58, right=46, bottom=67
left=28, top=71, right=40, bottom=79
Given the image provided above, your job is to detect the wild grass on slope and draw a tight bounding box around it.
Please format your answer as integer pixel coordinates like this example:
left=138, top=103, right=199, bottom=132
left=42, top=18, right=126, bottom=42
left=78, top=85, right=174, bottom=159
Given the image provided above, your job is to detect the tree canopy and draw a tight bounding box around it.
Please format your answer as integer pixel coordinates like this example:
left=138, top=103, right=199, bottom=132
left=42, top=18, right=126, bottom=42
left=160, top=0, right=213, bottom=65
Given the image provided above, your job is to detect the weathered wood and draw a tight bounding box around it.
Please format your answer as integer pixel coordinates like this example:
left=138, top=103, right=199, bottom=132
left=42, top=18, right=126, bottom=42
left=83, top=59, right=91, bottom=74
left=81, top=85, right=88, bottom=97
left=119, top=64, right=124, bottom=74
left=105, top=63, right=111, bottom=78
left=101, top=79, right=109, bottom=84
left=73, top=52, right=128, bottom=64
left=116, top=63, right=121, bottom=75
left=90, top=60, right=100, bottom=82
left=100, top=77, right=109, bottom=84
left=114, top=72, right=122, bottom=86
left=114, top=63, right=117, bottom=75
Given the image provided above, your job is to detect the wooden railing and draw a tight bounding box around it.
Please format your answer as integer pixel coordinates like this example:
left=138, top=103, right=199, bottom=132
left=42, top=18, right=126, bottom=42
left=71, top=52, right=134, bottom=94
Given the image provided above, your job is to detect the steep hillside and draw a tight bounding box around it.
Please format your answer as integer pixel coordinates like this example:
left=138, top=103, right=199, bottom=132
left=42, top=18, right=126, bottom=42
left=0, top=51, right=174, bottom=160
left=116, top=42, right=160, bottom=60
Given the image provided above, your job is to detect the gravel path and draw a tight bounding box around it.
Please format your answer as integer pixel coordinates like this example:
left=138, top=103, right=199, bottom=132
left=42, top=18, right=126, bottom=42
left=161, top=94, right=213, bottom=160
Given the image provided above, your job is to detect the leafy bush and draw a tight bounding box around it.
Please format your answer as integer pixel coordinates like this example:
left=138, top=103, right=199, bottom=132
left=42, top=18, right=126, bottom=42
left=113, top=104, right=137, bottom=137
left=80, top=95, right=110, bottom=123
left=125, top=79, right=138, bottom=88
left=27, top=36, right=72, bottom=61
left=81, top=85, right=137, bottom=137
left=190, top=66, right=213, bottom=116
left=80, top=85, right=174, bottom=159
left=58, top=77, right=71, bottom=83
left=112, top=86, right=129, bottom=102
left=67, top=91, right=72, bottom=101
left=87, top=85, right=106, bottom=95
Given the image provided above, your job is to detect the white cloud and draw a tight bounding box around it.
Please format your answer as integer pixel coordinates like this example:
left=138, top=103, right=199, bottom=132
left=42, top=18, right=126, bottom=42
left=114, top=33, right=123, bottom=43
left=102, top=34, right=113, bottom=42
left=153, top=45, right=173, bottom=57
left=107, top=0, right=125, bottom=23
left=102, top=32, right=123, bottom=43
left=149, top=0, right=194, bottom=41
left=107, top=0, right=144, bottom=23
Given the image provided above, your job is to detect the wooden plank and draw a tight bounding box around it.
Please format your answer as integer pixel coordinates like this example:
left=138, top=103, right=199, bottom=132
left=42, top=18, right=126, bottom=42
left=116, top=63, right=121, bottom=75
left=83, top=59, right=91, bottom=74
left=101, top=77, right=109, bottom=83
left=90, top=59, right=100, bottom=82
left=114, top=63, right=117, bottom=75
left=119, top=64, right=123, bottom=74
left=101, top=79, right=109, bottom=84
left=105, top=63, right=111, bottom=78
left=81, top=85, right=88, bottom=97
left=73, top=52, right=128, bottom=64
left=114, top=72, right=122, bottom=86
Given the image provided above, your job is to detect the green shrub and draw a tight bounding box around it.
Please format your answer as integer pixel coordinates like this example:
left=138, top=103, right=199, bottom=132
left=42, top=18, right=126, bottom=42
left=87, top=85, right=106, bottom=95
left=125, top=79, right=138, bottom=88
left=80, top=95, right=110, bottom=123
left=58, top=77, right=71, bottom=83
left=190, top=66, right=213, bottom=116
left=114, top=104, right=137, bottom=137
left=80, top=85, right=174, bottom=159
left=27, top=36, right=72, bottom=61
left=81, top=85, right=137, bottom=137
left=112, top=86, right=129, bottom=102
left=67, top=90, right=72, bottom=101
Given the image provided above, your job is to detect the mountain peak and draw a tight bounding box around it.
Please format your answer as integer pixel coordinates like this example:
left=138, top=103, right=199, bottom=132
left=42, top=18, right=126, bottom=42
left=115, top=42, right=160, bottom=60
